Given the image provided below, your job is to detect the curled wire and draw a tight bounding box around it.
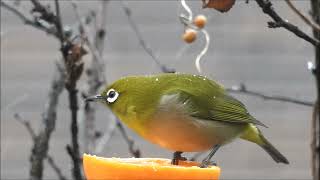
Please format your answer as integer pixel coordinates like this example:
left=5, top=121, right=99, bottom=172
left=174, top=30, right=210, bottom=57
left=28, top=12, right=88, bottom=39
left=179, top=0, right=210, bottom=74
left=181, top=0, right=193, bottom=22
left=195, top=29, right=210, bottom=73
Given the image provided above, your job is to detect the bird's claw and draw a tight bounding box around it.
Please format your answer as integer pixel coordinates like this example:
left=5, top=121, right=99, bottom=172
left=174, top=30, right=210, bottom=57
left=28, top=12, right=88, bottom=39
left=171, top=152, right=187, bottom=165
left=199, top=160, right=217, bottom=168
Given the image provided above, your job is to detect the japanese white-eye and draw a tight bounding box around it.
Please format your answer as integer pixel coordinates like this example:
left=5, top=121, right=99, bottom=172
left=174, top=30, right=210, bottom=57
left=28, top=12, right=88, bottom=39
left=87, top=73, right=289, bottom=166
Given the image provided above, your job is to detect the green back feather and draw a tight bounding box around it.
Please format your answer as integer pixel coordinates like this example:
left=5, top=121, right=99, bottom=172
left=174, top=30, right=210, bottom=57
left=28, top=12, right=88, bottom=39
left=104, top=73, right=266, bottom=128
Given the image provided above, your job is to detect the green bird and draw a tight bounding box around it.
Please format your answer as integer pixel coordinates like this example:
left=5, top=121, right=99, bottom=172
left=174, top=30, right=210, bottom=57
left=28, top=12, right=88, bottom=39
left=86, top=73, right=289, bottom=167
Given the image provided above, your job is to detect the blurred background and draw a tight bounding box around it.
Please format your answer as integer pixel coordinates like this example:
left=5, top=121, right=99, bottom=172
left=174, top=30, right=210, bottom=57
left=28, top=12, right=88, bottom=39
left=1, top=0, right=316, bottom=179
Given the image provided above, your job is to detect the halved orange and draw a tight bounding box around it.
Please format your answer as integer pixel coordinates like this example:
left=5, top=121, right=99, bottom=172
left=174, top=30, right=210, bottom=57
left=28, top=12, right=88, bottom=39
left=83, top=154, right=220, bottom=180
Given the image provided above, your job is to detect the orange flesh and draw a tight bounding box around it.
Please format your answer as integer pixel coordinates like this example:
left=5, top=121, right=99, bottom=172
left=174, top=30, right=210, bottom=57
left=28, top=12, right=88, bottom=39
left=83, top=154, right=220, bottom=180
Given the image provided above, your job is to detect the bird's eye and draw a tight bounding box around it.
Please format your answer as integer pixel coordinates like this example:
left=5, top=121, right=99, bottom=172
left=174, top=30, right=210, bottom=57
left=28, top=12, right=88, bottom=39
left=106, top=89, right=119, bottom=103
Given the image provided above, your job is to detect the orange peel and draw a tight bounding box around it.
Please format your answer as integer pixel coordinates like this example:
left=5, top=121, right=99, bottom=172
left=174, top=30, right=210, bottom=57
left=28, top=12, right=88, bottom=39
left=83, top=154, right=220, bottom=180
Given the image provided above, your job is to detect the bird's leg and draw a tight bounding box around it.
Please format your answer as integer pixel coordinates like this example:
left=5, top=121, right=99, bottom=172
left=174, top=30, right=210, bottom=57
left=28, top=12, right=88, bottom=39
left=171, top=151, right=187, bottom=165
left=199, top=144, right=221, bottom=168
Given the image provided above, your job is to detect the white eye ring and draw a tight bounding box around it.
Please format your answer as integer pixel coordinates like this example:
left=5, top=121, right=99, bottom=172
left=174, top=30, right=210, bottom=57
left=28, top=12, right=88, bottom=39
left=106, top=89, right=119, bottom=103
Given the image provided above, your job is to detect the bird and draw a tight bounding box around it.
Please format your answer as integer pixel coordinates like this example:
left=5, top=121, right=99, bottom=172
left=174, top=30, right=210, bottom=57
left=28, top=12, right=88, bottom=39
left=86, top=73, right=289, bottom=167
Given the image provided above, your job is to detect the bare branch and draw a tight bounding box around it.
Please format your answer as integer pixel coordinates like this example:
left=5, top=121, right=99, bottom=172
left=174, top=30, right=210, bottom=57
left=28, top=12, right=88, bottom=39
left=0, top=1, right=57, bottom=37
left=226, top=84, right=313, bottom=107
left=14, top=113, right=36, bottom=139
left=95, top=0, right=109, bottom=54
left=285, top=0, right=320, bottom=33
left=30, top=0, right=56, bottom=24
left=78, top=0, right=109, bottom=154
left=116, top=120, right=141, bottom=158
left=255, top=0, right=319, bottom=47
left=70, top=0, right=105, bottom=82
left=4, top=1, right=86, bottom=179
left=70, top=0, right=108, bottom=155
left=72, top=0, right=143, bottom=157
left=29, top=59, right=66, bottom=180
left=119, top=0, right=175, bottom=73
left=54, top=0, right=65, bottom=43
left=46, top=156, right=67, bottom=180
left=1, top=1, right=33, bottom=26
left=66, top=88, right=83, bottom=180
left=14, top=113, right=67, bottom=180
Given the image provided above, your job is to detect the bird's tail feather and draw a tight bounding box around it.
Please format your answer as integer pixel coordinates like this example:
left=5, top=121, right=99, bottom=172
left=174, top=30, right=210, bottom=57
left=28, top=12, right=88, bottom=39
left=259, top=135, right=289, bottom=164
left=240, top=124, right=289, bottom=164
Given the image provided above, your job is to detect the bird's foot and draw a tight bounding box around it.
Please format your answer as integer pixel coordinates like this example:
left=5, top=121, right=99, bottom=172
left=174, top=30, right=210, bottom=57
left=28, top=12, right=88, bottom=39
left=199, top=160, right=217, bottom=168
left=171, top=151, right=187, bottom=165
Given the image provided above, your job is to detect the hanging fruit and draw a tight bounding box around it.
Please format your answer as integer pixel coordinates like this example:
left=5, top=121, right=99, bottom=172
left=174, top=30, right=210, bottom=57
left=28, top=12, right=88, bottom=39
left=193, top=15, right=207, bottom=29
left=182, top=28, right=197, bottom=43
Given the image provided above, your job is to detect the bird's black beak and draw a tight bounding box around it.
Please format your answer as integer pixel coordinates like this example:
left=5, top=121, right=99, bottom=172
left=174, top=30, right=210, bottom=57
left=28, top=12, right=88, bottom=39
left=85, top=94, right=104, bottom=102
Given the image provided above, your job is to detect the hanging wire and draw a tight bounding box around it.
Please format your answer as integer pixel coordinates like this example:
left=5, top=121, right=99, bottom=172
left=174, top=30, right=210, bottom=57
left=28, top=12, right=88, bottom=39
left=179, top=0, right=211, bottom=74
left=195, top=29, right=210, bottom=73
left=181, top=0, right=193, bottom=22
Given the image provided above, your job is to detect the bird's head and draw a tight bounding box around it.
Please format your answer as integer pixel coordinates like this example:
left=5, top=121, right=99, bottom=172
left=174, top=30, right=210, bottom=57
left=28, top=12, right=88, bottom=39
left=86, top=75, right=161, bottom=126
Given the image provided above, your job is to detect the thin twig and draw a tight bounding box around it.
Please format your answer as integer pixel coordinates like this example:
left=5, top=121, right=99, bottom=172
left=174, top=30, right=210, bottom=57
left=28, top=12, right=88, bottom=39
left=255, top=0, right=319, bottom=47
left=46, top=156, right=67, bottom=180
left=84, top=0, right=109, bottom=154
left=116, top=120, right=141, bottom=158
left=13, top=113, right=67, bottom=180
left=285, top=0, right=320, bottom=33
left=76, top=0, right=109, bottom=154
left=54, top=0, right=64, bottom=43
left=48, top=2, right=83, bottom=180
left=226, top=84, right=313, bottom=107
left=72, top=0, right=143, bottom=157
left=119, top=0, right=175, bottom=73
left=0, top=1, right=57, bottom=37
left=70, top=0, right=106, bottom=81
left=3, top=1, right=86, bottom=179
left=3, top=93, right=29, bottom=112
left=30, top=59, right=66, bottom=180
left=30, top=0, right=59, bottom=32
left=14, top=113, right=36, bottom=139
left=0, top=1, right=33, bottom=25
left=66, top=88, right=83, bottom=180
left=70, top=0, right=107, bottom=156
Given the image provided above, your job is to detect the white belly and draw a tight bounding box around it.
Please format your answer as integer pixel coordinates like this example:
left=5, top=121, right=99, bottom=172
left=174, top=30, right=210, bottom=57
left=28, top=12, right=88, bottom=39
left=143, top=111, right=247, bottom=152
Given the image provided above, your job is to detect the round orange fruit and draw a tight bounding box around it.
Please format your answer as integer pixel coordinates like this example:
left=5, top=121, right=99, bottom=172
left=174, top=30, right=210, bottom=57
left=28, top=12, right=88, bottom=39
left=194, top=15, right=207, bottom=29
left=182, top=29, right=197, bottom=43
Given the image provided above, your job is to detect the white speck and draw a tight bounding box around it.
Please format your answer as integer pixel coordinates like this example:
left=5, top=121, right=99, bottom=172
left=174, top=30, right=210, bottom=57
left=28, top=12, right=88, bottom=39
left=203, top=78, right=206, bottom=81
left=307, top=61, right=315, bottom=70
left=193, top=74, right=197, bottom=77
left=155, top=78, right=159, bottom=81
left=213, top=96, right=216, bottom=99
left=231, top=85, right=240, bottom=91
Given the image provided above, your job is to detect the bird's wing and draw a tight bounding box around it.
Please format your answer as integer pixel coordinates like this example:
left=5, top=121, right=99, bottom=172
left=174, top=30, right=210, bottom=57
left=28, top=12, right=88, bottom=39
left=161, top=89, right=267, bottom=127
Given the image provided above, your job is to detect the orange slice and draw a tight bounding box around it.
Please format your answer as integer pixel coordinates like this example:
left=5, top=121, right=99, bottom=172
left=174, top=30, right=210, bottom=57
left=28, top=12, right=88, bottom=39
left=83, top=154, right=220, bottom=180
